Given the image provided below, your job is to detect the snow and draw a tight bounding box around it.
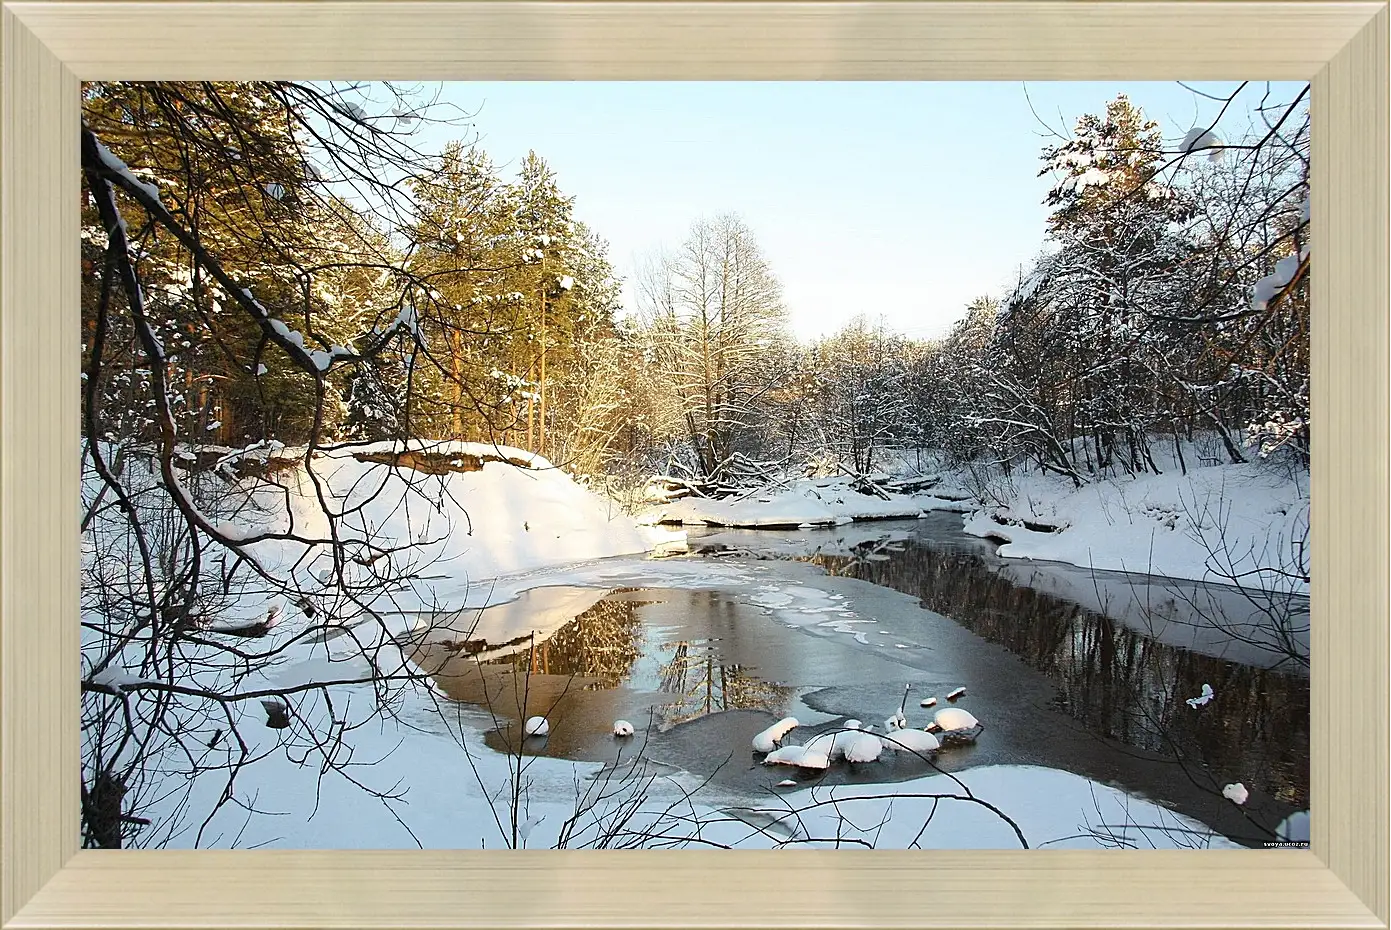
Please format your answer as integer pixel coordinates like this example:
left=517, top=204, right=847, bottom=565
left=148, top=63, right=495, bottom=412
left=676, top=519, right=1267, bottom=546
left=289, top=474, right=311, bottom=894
left=421, top=586, right=614, bottom=664
left=762, top=744, right=810, bottom=766
left=93, top=503, right=1245, bottom=850
left=388, top=302, right=424, bottom=343
left=1273, top=254, right=1300, bottom=286
left=92, top=137, right=163, bottom=204
left=932, top=707, right=980, bottom=732
left=763, top=742, right=830, bottom=770
left=523, top=716, right=550, bottom=737
left=1250, top=254, right=1303, bottom=311
left=1060, top=167, right=1112, bottom=192
left=265, top=652, right=377, bottom=690
left=751, top=716, right=800, bottom=753
left=1276, top=810, right=1310, bottom=843
left=945, top=686, right=966, bottom=701
left=1187, top=683, right=1215, bottom=708
left=642, top=476, right=964, bottom=529
left=211, top=519, right=252, bottom=542
left=557, top=275, right=575, bottom=291
left=827, top=728, right=857, bottom=761
left=1221, top=783, right=1249, bottom=805
left=151, top=696, right=1233, bottom=850
left=220, top=441, right=681, bottom=611
left=959, top=459, right=1308, bottom=594
left=1011, top=270, right=1045, bottom=305
left=89, top=667, right=153, bottom=692
left=264, top=182, right=285, bottom=201
left=1180, top=127, right=1223, bottom=161
left=139, top=321, right=165, bottom=360
left=612, top=720, right=635, bottom=737
left=880, top=728, right=940, bottom=755
left=843, top=732, right=885, bottom=763
left=307, top=345, right=353, bottom=372
left=88, top=441, right=1265, bottom=852
left=267, top=318, right=306, bottom=350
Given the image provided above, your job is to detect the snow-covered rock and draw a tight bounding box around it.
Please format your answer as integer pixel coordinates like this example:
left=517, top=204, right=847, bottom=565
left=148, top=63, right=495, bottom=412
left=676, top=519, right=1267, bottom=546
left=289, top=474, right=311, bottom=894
left=843, top=732, right=885, bottom=763
left=931, top=707, right=980, bottom=733
left=751, top=716, right=800, bottom=754
left=881, top=728, right=940, bottom=755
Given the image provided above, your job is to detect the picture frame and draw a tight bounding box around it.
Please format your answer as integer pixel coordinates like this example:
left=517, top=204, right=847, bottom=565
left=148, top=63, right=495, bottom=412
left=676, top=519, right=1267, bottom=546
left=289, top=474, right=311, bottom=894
left=1, top=2, right=1386, bottom=926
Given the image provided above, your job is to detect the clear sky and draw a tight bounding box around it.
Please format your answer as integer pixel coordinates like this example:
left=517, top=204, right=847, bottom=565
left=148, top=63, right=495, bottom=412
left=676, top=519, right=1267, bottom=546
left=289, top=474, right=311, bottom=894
left=408, top=82, right=1303, bottom=342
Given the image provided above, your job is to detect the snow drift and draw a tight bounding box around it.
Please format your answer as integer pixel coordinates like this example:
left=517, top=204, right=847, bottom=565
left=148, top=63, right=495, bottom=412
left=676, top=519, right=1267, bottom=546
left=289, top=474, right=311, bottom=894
left=203, top=441, right=677, bottom=609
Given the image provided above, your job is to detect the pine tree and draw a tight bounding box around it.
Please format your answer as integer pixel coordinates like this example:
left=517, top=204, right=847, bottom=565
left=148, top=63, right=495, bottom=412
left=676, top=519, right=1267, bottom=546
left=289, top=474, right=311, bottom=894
left=997, top=95, right=1196, bottom=476
left=343, top=354, right=407, bottom=441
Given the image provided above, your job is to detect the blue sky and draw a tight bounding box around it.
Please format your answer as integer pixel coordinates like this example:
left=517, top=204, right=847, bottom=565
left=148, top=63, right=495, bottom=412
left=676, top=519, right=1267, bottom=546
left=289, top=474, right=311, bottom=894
left=406, top=82, right=1303, bottom=342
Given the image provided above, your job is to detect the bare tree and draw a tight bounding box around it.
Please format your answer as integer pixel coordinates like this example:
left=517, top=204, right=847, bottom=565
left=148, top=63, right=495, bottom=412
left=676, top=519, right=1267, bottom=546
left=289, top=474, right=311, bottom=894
left=636, top=215, right=791, bottom=486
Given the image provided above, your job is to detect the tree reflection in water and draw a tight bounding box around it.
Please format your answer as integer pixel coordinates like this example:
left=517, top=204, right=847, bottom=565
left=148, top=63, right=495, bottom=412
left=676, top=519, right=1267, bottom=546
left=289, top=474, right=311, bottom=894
left=656, top=638, right=794, bottom=728
left=434, top=590, right=793, bottom=737
left=484, top=596, right=647, bottom=687
left=810, top=542, right=1310, bottom=808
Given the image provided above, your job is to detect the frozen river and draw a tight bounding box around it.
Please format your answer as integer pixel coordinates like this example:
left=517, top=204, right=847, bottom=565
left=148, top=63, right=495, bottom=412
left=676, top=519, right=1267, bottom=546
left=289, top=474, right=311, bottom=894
left=408, top=513, right=1309, bottom=848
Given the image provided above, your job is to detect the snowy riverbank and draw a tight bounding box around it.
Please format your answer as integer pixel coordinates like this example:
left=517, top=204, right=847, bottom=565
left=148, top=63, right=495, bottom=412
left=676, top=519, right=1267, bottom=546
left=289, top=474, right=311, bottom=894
left=956, top=460, right=1309, bottom=594
left=638, top=475, right=972, bottom=529
left=83, top=442, right=1299, bottom=850
left=184, top=440, right=687, bottom=613
left=639, top=453, right=1308, bottom=595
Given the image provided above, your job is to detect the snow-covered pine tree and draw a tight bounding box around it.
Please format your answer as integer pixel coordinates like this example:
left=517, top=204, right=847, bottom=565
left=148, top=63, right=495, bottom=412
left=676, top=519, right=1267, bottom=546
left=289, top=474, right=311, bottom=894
left=344, top=357, right=407, bottom=441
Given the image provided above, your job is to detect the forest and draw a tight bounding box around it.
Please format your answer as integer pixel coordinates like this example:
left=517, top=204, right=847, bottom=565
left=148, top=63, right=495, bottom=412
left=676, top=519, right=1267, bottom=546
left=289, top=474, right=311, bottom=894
left=83, top=83, right=1308, bottom=495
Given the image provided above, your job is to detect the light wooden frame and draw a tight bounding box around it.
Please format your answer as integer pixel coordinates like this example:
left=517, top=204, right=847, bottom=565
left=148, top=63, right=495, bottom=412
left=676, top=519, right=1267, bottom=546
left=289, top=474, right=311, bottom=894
left=2, top=2, right=1386, bottom=927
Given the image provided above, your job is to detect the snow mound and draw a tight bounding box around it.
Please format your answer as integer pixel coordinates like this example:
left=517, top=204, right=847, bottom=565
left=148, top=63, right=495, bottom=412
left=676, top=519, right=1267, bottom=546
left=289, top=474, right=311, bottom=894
left=752, top=717, right=800, bottom=754
left=933, top=707, right=980, bottom=732
left=212, top=441, right=674, bottom=608
left=843, top=731, right=884, bottom=763
left=880, top=728, right=940, bottom=755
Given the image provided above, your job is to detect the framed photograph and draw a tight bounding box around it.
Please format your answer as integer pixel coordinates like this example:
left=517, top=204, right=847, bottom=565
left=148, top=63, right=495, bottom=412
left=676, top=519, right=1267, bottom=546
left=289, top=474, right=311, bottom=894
left=2, top=2, right=1386, bottom=928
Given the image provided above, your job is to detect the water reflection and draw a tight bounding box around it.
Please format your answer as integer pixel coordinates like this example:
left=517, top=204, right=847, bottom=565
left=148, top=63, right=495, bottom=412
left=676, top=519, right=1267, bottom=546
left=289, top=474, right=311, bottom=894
left=656, top=645, right=795, bottom=728
left=483, top=595, right=646, bottom=686
left=407, top=588, right=794, bottom=757
left=803, top=525, right=1309, bottom=807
